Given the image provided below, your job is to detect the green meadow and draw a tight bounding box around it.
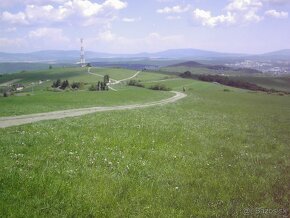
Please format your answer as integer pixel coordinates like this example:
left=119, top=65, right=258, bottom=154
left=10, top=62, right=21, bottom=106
left=0, top=67, right=172, bottom=116
left=0, top=67, right=289, bottom=217
left=161, top=65, right=290, bottom=93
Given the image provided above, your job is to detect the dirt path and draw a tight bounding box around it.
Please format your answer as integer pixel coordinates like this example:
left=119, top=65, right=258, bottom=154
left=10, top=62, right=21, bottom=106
left=0, top=91, right=187, bottom=128
left=87, top=67, right=140, bottom=91
left=0, top=79, right=21, bottom=87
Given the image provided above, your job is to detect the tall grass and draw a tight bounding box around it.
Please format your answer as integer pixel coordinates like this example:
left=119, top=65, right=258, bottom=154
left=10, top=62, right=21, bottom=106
left=0, top=80, right=289, bottom=217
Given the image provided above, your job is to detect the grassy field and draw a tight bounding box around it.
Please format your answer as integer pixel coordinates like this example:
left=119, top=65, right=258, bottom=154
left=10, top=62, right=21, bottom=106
left=160, top=65, right=290, bottom=93
left=0, top=68, right=289, bottom=217
left=0, top=63, right=56, bottom=74
left=162, top=66, right=214, bottom=75
left=0, top=88, right=172, bottom=117
left=0, top=67, right=143, bottom=85
left=232, top=75, right=290, bottom=92
left=0, top=67, right=174, bottom=117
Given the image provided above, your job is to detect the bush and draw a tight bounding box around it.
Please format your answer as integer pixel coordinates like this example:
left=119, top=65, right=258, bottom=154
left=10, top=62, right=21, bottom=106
left=51, top=79, right=70, bottom=90
left=149, top=84, right=171, bottom=91
left=198, top=74, right=268, bottom=92
left=71, top=82, right=84, bottom=90
left=60, top=80, right=69, bottom=90
left=104, top=75, right=110, bottom=84
left=180, top=71, right=192, bottom=78
left=52, top=79, right=61, bottom=88
left=89, top=84, right=97, bottom=91
left=127, top=80, right=144, bottom=88
left=89, top=81, right=108, bottom=91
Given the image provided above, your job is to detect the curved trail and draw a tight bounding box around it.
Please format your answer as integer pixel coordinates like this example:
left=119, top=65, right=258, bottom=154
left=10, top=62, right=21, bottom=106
left=87, top=67, right=140, bottom=91
left=0, top=91, right=186, bottom=128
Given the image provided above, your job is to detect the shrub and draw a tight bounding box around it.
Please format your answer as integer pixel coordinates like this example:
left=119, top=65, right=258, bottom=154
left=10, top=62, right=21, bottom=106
left=71, top=82, right=84, bottom=90
left=127, top=80, right=144, bottom=88
left=180, top=71, right=192, bottom=78
left=60, top=80, right=69, bottom=90
left=52, top=79, right=61, bottom=88
left=104, top=75, right=110, bottom=84
left=89, top=84, right=97, bottom=91
left=149, top=84, right=171, bottom=91
left=89, top=81, right=108, bottom=91
left=51, top=79, right=70, bottom=90
left=198, top=74, right=268, bottom=92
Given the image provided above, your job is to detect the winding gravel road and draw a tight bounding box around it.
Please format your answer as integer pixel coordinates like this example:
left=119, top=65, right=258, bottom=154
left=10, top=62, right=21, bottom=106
left=0, top=91, right=186, bottom=128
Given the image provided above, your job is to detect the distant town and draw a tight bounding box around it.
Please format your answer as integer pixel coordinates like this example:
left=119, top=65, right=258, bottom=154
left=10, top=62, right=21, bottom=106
left=225, top=60, right=290, bottom=75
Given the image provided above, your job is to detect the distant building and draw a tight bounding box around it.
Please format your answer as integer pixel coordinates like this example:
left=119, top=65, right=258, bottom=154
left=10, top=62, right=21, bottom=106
left=14, top=84, right=24, bottom=91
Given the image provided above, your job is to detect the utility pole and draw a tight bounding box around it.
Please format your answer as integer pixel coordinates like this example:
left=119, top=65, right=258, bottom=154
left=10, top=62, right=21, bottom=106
left=80, top=38, right=85, bottom=67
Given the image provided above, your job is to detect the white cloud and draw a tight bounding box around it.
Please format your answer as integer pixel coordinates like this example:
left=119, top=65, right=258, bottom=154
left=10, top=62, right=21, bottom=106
left=97, top=30, right=116, bottom=41
left=103, top=0, right=127, bottom=10
left=29, top=27, right=70, bottom=43
left=193, top=9, right=236, bottom=27
left=265, top=9, right=288, bottom=18
left=87, top=31, right=185, bottom=53
left=226, top=0, right=263, bottom=11
left=157, top=5, right=190, bottom=14
left=192, top=0, right=269, bottom=27
left=0, top=0, right=127, bottom=25
left=1, top=11, right=28, bottom=24
left=263, top=0, right=290, bottom=5
left=244, top=10, right=264, bottom=22
left=225, top=0, right=263, bottom=23
left=122, top=17, right=141, bottom=22
left=24, top=4, right=71, bottom=22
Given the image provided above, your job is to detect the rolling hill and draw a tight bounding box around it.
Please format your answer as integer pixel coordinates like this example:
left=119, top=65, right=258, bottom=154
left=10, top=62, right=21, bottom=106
left=163, top=60, right=263, bottom=75
left=0, top=48, right=278, bottom=63
left=0, top=66, right=289, bottom=217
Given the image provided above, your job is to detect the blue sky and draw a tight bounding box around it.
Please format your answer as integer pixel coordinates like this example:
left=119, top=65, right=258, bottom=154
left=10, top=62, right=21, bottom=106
left=0, top=0, right=289, bottom=54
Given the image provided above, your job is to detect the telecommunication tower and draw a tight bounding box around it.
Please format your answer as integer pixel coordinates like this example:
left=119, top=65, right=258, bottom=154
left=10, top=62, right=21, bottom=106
left=80, top=38, right=85, bottom=67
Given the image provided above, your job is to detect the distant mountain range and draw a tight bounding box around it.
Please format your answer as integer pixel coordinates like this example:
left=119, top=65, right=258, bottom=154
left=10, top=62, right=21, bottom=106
left=0, top=49, right=289, bottom=63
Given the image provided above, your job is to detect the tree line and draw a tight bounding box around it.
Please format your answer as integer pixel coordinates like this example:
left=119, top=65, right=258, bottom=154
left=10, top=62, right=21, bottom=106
left=89, top=75, right=110, bottom=91
left=179, top=71, right=289, bottom=94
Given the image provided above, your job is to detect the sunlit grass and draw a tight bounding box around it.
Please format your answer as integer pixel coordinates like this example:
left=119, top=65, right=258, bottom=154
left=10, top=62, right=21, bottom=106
left=0, top=78, right=289, bottom=217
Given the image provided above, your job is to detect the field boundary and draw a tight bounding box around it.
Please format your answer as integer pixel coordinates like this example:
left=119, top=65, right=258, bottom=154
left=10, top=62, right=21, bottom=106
left=0, top=91, right=186, bottom=128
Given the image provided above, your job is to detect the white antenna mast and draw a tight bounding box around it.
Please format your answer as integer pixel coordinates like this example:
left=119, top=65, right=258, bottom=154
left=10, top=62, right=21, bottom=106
left=80, top=38, right=85, bottom=67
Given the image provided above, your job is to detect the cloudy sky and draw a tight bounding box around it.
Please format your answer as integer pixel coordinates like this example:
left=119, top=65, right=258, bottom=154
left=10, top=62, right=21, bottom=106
left=0, top=0, right=289, bottom=54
